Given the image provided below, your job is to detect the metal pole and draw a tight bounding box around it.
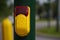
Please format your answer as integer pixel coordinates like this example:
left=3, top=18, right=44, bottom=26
left=58, top=0, right=60, bottom=31
left=47, top=0, right=50, bottom=28
left=56, top=0, right=59, bottom=32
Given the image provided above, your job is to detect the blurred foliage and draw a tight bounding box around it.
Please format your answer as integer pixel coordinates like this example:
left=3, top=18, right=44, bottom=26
left=36, top=1, right=57, bottom=19
left=43, top=3, right=50, bottom=12
left=0, top=0, right=13, bottom=17
left=51, top=1, right=57, bottom=18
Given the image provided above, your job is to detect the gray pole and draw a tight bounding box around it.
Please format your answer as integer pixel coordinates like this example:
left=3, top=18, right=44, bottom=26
left=47, top=0, right=50, bottom=28
left=56, top=0, right=59, bottom=32
left=58, top=0, right=60, bottom=31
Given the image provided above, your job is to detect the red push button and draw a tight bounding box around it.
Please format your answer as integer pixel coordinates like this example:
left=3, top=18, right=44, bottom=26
left=15, top=6, right=28, bottom=16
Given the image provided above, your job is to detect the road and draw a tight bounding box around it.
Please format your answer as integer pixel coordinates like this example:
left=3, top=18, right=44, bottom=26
left=36, top=36, right=60, bottom=40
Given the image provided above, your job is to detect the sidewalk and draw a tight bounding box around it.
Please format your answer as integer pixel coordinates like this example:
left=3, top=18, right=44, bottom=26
left=36, top=20, right=59, bottom=29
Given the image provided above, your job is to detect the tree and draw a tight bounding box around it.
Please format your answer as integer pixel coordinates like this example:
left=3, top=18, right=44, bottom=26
left=36, top=1, right=43, bottom=19
left=0, top=0, right=13, bottom=17
left=51, top=2, right=57, bottom=19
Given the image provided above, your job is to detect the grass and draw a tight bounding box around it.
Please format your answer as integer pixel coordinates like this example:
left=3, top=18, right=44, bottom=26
left=37, top=27, right=60, bottom=37
left=36, top=19, right=47, bottom=22
left=36, top=18, right=54, bottom=22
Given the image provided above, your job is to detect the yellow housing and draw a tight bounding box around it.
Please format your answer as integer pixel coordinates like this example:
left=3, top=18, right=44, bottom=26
left=2, top=18, right=14, bottom=40
left=15, top=6, right=30, bottom=36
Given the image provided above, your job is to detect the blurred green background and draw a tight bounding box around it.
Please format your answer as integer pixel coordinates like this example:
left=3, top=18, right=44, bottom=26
left=0, top=0, right=14, bottom=21
left=36, top=0, right=57, bottom=20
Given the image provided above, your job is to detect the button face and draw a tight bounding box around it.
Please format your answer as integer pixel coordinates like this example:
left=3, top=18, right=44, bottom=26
left=15, top=6, right=28, bottom=16
left=15, top=6, right=30, bottom=37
